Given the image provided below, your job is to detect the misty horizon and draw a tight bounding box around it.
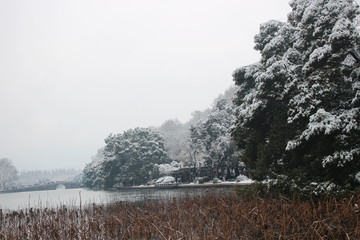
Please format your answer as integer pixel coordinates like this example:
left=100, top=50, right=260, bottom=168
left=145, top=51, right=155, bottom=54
left=0, top=0, right=292, bottom=171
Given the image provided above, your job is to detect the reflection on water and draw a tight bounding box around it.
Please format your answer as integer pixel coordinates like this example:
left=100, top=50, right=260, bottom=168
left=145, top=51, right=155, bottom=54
left=0, top=187, right=235, bottom=211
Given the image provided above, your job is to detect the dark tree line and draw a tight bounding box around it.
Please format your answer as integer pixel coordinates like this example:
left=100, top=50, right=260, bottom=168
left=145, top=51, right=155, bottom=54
left=232, top=0, right=360, bottom=194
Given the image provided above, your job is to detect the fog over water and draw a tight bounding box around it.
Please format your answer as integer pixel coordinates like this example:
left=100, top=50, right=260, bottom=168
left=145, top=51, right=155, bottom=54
left=0, top=0, right=293, bottom=170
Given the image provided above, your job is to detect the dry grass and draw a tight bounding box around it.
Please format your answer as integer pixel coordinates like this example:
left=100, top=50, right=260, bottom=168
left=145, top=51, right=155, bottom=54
left=1, top=191, right=359, bottom=239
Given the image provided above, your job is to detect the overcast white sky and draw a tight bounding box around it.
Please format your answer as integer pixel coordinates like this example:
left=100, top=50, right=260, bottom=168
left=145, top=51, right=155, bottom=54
left=0, top=0, right=292, bottom=171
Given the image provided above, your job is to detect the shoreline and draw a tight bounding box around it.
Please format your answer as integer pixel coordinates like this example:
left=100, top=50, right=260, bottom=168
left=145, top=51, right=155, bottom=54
left=0, top=182, right=252, bottom=194
left=118, top=182, right=252, bottom=190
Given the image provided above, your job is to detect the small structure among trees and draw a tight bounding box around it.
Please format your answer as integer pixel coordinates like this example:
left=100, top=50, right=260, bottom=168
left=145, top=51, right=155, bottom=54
left=171, top=166, right=214, bottom=183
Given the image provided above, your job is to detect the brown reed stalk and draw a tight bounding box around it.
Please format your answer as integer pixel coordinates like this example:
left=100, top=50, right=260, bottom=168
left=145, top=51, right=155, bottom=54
left=0, top=190, right=359, bottom=239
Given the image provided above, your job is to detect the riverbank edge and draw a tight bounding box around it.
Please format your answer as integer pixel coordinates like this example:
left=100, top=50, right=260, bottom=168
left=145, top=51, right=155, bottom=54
left=0, top=182, right=252, bottom=194
left=117, top=182, right=252, bottom=190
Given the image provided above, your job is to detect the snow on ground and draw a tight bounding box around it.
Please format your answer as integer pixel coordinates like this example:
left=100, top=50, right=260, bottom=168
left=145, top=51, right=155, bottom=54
left=155, top=176, right=176, bottom=184
left=177, top=175, right=253, bottom=186
left=235, top=175, right=253, bottom=183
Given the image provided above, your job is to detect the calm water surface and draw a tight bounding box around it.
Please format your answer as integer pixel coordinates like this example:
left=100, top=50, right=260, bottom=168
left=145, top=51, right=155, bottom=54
left=0, top=187, right=232, bottom=211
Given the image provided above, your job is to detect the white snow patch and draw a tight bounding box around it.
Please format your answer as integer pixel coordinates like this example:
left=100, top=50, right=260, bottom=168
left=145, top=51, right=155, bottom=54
left=356, top=172, right=360, bottom=183
left=236, top=175, right=253, bottom=183
left=322, top=147, right=360, bottom=167
left=155, top=161, right=181, bottom=175
left=155, top=176, right=175, bottom=184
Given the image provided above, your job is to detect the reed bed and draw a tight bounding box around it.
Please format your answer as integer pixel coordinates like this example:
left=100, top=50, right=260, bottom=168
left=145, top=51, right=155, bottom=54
left=0, top=191, right=359, bottom=239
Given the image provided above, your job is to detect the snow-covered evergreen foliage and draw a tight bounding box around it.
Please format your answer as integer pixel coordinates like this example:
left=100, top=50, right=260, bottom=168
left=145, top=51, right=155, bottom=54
left=233, top=0, right=360, bottom=193
left=190, top=87, right=242, bottom=179
left=83, top=128, right=170, bottom=189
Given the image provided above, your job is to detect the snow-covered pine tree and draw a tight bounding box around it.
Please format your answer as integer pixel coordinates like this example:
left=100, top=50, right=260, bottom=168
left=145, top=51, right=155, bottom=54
left=82, top=160, right=105, bottom=189
left=83, top=128, right=170, bottom=189
left=233, top=0, right=360, bottom=194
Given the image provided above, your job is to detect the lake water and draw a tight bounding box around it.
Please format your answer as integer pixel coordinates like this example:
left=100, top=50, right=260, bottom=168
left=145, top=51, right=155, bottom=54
left=0, top=187, right=233, bottom=211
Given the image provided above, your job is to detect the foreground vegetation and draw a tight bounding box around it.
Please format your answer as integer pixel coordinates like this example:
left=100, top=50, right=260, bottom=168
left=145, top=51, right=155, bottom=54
left=1, top=190, right=359, bottom=239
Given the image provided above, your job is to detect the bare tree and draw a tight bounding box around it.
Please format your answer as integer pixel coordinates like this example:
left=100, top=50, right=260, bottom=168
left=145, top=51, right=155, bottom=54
left=0, top=158, right=18, bottom=190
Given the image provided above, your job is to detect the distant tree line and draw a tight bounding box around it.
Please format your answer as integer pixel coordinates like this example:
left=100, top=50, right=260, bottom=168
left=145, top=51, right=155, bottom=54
left=0, top=159, right=82, bottom=191
left=17, top=169, right=82, bottom=186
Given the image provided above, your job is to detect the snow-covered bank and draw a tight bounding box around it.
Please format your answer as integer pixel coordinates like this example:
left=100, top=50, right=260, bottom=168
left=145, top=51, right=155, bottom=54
left=119, top=181, right=252, bottom=190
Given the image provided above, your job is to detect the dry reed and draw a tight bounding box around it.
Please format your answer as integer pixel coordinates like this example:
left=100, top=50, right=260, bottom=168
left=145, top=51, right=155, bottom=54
left=0, top=190, right=359, bottom=239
